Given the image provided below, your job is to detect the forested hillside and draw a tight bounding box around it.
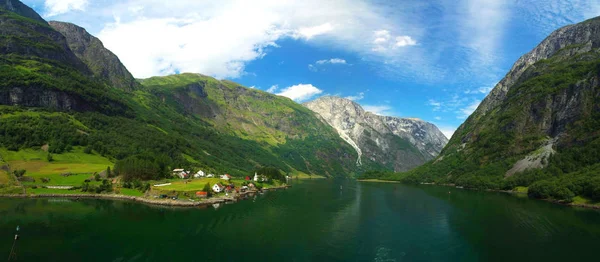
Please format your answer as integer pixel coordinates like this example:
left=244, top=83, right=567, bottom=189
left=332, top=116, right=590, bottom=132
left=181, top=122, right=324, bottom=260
left=0, top=0, right=367, bottom=183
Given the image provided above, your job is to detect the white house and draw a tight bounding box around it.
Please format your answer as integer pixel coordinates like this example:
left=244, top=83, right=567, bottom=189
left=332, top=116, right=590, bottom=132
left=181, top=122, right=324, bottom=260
left=207, top=174, right=215, bottom=178
left=253, top=173, right=267, bottom=182
left=212, top=183, right=225, bottom=193
left=175, top=170, right=189, bottom=179
left=220, top=174, right=231, bottom=181
left=194, top=170, right=205, bottom=178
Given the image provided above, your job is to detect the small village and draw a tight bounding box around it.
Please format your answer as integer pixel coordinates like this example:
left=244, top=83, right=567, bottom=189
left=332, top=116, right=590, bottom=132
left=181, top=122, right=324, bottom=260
left=147, top=168, right=290, bottom=204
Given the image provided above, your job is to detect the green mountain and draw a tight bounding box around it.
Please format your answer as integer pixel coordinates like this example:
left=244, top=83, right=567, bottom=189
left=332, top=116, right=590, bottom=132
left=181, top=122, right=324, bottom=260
left=391, top=17, right=600, bottom=202
left=0, top=1, right=364, bottom=180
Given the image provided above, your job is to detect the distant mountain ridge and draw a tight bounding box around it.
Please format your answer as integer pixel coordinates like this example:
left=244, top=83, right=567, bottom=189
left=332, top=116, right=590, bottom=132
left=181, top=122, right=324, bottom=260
left=304, top=96, right=448, bottom=172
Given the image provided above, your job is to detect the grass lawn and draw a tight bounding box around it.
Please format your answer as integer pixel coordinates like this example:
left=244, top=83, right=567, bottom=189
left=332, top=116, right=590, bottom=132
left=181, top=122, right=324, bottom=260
left=572, top=196, right=600, bottom=206
left=513, top=186, right=528, bottom=193
left=154, top=177, right=283, bottom=193
left=118, top=188, right=145, bottom=197
left=294, top=172, right=326, bottom=179
left=0, top=170, right=10, bottom=184
left=155, top=178, right=242, bottom=191
left=0, top=147, right=113, bottom=186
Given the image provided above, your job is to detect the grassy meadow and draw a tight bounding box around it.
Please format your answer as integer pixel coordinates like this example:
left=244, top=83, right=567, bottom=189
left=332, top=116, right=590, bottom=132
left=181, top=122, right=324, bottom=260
left=0, top=147, right=113, bottom=188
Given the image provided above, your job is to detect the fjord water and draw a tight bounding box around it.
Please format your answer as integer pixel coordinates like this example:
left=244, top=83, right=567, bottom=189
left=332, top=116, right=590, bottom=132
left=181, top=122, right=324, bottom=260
left=1, top=180, right=600, bottom=261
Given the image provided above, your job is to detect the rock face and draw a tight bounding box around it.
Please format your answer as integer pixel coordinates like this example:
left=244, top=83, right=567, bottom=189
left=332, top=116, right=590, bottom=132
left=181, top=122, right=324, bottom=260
left=304, top=96, right=448, bottom=171
left=49, top=21, right=139, bottom=91
left=472, top=16, right=600, bottom=123
left=405, top=16, right=600, bottom=184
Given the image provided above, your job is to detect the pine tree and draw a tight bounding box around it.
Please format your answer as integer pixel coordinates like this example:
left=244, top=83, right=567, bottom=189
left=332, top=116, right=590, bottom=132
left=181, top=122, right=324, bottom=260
left=203, top=182, right=212, bottom=197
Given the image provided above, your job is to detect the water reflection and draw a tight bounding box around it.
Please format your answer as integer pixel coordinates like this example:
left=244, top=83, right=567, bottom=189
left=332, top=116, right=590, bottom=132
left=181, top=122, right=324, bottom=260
left=1, top=181, right=600, bottom=261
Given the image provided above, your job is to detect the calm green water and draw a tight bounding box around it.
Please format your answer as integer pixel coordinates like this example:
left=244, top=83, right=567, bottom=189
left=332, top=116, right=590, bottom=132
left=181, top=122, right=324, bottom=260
left=2, top=180, right=600, bottom=261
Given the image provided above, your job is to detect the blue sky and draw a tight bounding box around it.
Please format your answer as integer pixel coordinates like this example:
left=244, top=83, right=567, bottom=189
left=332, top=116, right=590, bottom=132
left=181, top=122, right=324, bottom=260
left=22, top=0, right=600, bottom=138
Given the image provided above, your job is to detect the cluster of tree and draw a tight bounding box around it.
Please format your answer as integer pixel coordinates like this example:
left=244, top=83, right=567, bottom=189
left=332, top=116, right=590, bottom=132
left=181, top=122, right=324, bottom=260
left=114, top=154, right=170, bottom=181
left=122, top=179, right=150, bottom=192
left=359, top=170, right=395, bottom=180
left=81, top=179, right=113, bottom=194
left=526, top=166, right=600, bottom=202
left=12, top=169, right=26, bottom=178
left=202, top=182, right=212, bottom=197
left=256, top=167, right=285, bottom=183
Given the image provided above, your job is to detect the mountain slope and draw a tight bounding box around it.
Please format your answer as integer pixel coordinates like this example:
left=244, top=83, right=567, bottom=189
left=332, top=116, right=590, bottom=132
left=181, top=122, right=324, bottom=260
left=0, top=2, right=128, bottom=114
left=0, top=2, right=360, bottom=179
left=0, top=0, right=44, bottom=23
left=304, top=96, right=448, bottom=172
left=137, top=74, right=360, bottom=177
left=49, top=21, right=140, bottom=91
left=397, top=16, right=600, bottom=202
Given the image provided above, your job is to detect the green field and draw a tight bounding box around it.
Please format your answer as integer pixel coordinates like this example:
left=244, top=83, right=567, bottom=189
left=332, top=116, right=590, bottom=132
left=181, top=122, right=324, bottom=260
left=571, top=196, right=600, bottom=206
left=0, top=170, right=10, bottom=184
left=154, top=178, right=243, bottom=192
left=0, top=147, right=113, bottom=186
left=513, top=186, right=528, bottom=193
left=118, top=188, right=145, bottom=197
left=153, top=177, right=283, bottom=193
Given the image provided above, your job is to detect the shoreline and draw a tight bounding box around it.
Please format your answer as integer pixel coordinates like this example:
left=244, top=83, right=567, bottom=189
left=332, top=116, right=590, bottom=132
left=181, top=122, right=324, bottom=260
left=359, top=179, right=600, bottom=210
left=0, top=185, right=291, bottom=208
left=357, top=179, right=402, bottom=183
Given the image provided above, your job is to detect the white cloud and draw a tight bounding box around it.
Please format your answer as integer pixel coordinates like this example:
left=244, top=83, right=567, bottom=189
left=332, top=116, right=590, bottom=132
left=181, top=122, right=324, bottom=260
left=309, top=58, right=348, bottom=72
left=394, top=36, right=417, bottom=47
left=465, top=85, right=494, bottom=94
left=316, top=58, right=347, bottom=65
left=345, top=92, right=365, bottom=101
left=457, top=100, right=481, bottom=119
left=44, top=0, right=88, bottom=17
left=266, top=85, right=278, bottom=93
left=249, top=86, right=256, bottom=89
left=276, top=84, right=323, bottom=102
left=427, top=99, right=442, bottom=111
left=69, top=0, right=400, bottom=79
left=371, top=29, right=416, bottom=52
left=434, top=116, right=442, bottom=120
left=363, top=105, right=394, bottom=116
left=293, top=23, right=334, bottom=40
left=461, top=0, right=509, bottom=69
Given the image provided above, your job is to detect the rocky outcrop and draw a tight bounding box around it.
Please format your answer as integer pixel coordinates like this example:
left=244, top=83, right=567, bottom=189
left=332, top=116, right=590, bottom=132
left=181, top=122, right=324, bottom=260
left=304, top=96, right=448, bottom=171
left=49, top=21, right=139, bottom=91
left=0, top=86, right=93, bottom=111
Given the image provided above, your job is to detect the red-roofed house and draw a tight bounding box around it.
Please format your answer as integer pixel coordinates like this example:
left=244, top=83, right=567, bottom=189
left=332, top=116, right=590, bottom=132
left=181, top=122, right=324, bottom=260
left=196, top=191, right=208, bottom=198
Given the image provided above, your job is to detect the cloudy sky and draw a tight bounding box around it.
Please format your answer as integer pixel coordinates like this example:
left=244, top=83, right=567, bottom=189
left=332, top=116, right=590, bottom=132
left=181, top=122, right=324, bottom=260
left=23, top=0, right=600, bottom=138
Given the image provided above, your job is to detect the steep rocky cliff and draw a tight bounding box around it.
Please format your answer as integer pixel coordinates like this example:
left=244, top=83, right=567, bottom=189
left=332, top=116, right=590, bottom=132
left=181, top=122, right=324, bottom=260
left=49, top=21, right=140, bottom=91
left=400, top=16, right=600, bottom=194
left=304, top=96, right=448, bottom=171
left=0, top=1, right=129, bottom=113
